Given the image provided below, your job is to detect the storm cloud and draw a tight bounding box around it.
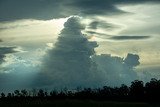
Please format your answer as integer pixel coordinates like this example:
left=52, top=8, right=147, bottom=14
left=32, top=17, right=143, bottom=88
left=0, top=0, right=159, bottom=21
left=36, top=17, right=104, bottom=88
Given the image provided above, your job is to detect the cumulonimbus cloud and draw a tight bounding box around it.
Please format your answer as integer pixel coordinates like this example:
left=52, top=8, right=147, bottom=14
left=35, top=17, right=104, bottom=88
left=32, top=17, right=142, bottom=89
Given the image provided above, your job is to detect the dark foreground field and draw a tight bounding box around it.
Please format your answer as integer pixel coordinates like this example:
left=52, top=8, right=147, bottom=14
left=0, top=100, right=160, bottom=107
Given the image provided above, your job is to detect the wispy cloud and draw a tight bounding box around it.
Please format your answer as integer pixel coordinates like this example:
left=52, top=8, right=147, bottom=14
left=110, top=36, right=151, bottom=40
left=88, top=21, right=119, bottom=30
left=85, top=31, right=109, bottom=37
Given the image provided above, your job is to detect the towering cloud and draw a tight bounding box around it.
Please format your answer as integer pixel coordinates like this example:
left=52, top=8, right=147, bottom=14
left=38, top=17, right=104, bottom=88
left=34, top=17, right=143, bottom=88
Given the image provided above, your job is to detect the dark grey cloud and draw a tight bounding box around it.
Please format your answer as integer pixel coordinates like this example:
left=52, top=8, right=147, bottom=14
left=124, top=53, right=140, bottom=67
left=0, top=47, right=17, bottom=64
left=110, top=36, right=151, bottom=40
left=88, top=21, right=99, bottom=29
left=70, top=0, right=126, bottom=16
left=0, top=0, right=68, bottom=21
left=0, top=39, right=3, bottom=42
left=88, top=21, right=119, bottom=30
left=0, top=0, right=159, bottom=21
left=85, top=21, right=120, bottom=38
left=0, top=47, right=17, bottom=55
left=69, top=0, right=159, bottom=17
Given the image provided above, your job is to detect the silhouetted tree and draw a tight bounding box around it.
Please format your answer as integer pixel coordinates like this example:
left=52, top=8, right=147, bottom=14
left=7, top=93, right=12, bottom=98
left=57, top=91, right=66, bottom=99
left=38, top=89, right=45, bottom=97
left=50, top=90, right=57, bottom=98
left=44, top=91, right=48, bottom=97
left=100, top=86, right=112, bottom=99
left=0, top=78, right=160, bottom=103
left=31, top=88, right=37, bottom=97
left=14, top=90, right=21, bottom=97
left=119, top=84, right=129, bottom=96
left=1, top=92, right=5, bottom=98
left=21, top=89, right=28, bottom=97
left=130, top=80, right=144, bottom=100
left=145, top=78, right=160, bottom=101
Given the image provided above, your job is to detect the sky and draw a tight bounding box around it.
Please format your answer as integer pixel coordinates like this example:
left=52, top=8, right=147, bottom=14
left=0, top=0, right=160, bottom=92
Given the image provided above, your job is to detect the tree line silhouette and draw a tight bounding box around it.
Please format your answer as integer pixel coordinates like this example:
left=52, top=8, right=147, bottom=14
left=0, top=78, right=160, bottom=102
